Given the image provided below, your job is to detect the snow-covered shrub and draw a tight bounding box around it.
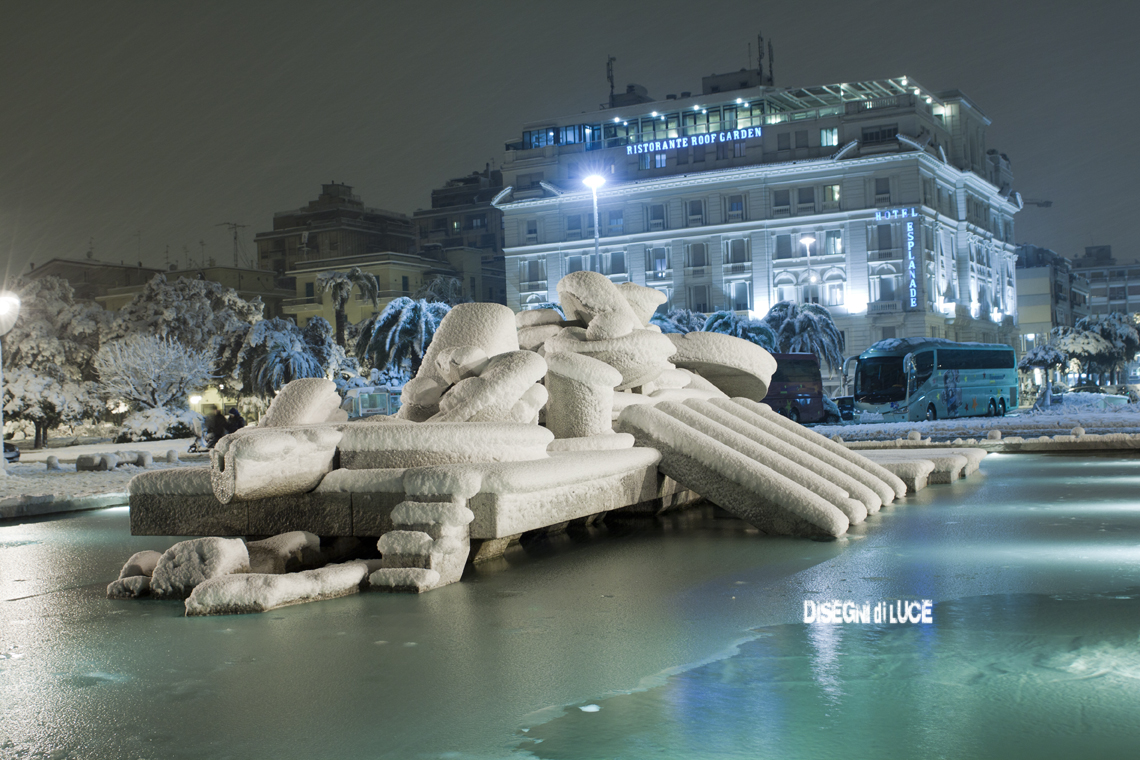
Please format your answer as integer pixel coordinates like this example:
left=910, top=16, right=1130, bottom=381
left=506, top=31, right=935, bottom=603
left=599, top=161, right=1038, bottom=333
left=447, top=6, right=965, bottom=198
left=762, top=301, right=845, bottom=374
left=116, top=407, right=204, bottom=442
left=355, top=298, right=451, bottom=374
left=651, top=308, right=706, bottom=334
left=823, top=394, right=841, bottom=422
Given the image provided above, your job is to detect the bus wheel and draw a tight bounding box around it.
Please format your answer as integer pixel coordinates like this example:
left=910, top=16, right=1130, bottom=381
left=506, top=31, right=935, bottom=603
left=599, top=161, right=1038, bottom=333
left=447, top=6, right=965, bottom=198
left=789, top=407, right=800, bottom=423
left=925, top=404, right=937, bottom=421
left=998, top=398, right=1007, bottom=416
left=987, top=399, right=997, bottom=417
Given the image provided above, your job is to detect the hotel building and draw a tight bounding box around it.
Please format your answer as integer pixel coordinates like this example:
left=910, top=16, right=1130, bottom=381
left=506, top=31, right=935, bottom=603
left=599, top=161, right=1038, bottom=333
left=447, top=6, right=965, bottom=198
left=495, top=72, right=1022, bottom=371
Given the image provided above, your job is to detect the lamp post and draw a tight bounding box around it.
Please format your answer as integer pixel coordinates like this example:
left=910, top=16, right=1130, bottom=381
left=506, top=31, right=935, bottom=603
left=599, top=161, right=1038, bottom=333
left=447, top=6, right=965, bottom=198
left=583, top=175, right=606, bottom=263
left=0, top=292, right=21, bottom=474
left=800, top=235, right=817, bottom=303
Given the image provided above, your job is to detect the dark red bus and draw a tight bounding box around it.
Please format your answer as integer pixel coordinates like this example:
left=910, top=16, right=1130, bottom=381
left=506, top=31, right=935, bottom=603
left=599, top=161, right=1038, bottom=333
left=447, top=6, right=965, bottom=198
left=766, top=353, right=826, bottom=423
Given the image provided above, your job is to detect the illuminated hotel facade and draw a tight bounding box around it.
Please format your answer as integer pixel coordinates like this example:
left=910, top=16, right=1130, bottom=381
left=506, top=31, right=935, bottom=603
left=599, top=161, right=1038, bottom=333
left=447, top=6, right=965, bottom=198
left=496, top=73, right=1021, bottom=370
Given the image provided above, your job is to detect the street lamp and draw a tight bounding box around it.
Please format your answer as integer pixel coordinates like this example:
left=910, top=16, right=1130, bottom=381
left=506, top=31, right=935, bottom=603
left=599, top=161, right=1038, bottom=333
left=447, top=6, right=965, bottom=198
left=800, top=235, right=817, bottom=303
left=583, top=175, right=606, bottom=262
left=0, top=292, right=21, bottom=474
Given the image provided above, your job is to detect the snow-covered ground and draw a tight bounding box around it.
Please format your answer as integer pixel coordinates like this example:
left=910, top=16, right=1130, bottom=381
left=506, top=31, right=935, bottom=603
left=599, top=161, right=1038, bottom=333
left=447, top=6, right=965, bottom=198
left=814, top=396, right=1140, bottom=442
left=1, top=438, right=207, bottom=501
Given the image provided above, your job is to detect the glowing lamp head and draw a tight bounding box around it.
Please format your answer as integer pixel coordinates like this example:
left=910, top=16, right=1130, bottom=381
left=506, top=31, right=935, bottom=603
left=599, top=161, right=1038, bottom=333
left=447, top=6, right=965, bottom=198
left=800, top=236, right=816, bottom=248
left=189, top=395, right=203, bottom=405
left=810, top=274, right=819, bottom=283
left=582, top=175, right=606, bottom=190
left=0, top=292, right=20, bottom=336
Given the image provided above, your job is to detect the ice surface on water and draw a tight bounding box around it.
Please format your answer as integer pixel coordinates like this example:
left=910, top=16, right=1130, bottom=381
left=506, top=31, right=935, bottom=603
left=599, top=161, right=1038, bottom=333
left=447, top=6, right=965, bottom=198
left=519, top=590, right=1140, bottom=760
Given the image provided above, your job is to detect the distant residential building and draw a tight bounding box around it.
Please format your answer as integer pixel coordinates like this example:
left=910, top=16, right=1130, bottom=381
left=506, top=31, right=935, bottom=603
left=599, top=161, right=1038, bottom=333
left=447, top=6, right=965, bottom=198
left=254, top=183, right=416, bottom=275
left=1014, top=244, right=1089, bottom=352
left=1071, top=246, right=1140, bottom=315
left=496, top=73, right=1021, bottom=365
left=412, top=166, right=507, bottom=304
left=25, top=257, right=162, bottom=303
left=282, top=248, right=485, bottom=327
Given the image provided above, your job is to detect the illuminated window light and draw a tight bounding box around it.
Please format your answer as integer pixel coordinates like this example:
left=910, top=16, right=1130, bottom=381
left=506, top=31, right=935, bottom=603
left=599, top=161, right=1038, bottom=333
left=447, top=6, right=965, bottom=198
left=651, top=111, right=658, bottom=117
left=693, top=105, right=700, bottom=111
left=736, top=98, right=743, bottom=104
left=613, top=117, right=620, bottom=123
left=702, top=109, right=707, bottom=114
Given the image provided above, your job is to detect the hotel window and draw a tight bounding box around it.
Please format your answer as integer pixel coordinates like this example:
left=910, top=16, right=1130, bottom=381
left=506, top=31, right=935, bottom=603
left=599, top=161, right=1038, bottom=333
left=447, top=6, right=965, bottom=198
left=825, top=282, right=845, bottom=307
left=729, top=280, right=751, bottom=311
left=876, top=224, right=893, bottom=250
left=824, top=229, right=843, bottom=255
left=693, top=146, right=705, bottom=162
left=820, top=127, right=838, bottom=147
left=795, top=130, right=808, bottom=149
left=519, top=258, right=545, bottom=286
left=822, top=184, right=840, bottom=210
left=305, top=282, right=314, bottom=299
left=726, top=194, right=745, bottom=222
left=799, top=234, right=817, bottom=257
left=468, top=214, right=486, bottom=229
left=689, top=284, right=710, bottom=312
left=777, top=284, right=797, bottom=303
left=402, top=276, right=410, bottom=293
left=654, top=153, right=667, bottom=169
left=431, top=218, right=447, bottom=233
left=862, top=124, right=899, bottom=144
left=875, top=177, right=891, bottom=204
left=607, top=210, right=624, bottom=235
left=648, top=204, right=666, bottom=231
left=649, top=247, right=669, bottom=278
left=688, top=243, right=708, bottom=268
left=688, top=200, right=705, bottom=226
left=600, top=250, right=626, bottom=276
left=726, top=238, right=749, bottom=265
left=566, top=254, right=584, bottom=274
left=716, top=142, right=730, bottom=160
left=566, top=215, right=582, bottom=240
left=677, top=148, right=689, bottom=165
left=797, top=187, right=815, bottom=211
left=773, top=189, right=790, bottom=213
left=639, top=154, right=651, bottom=170
left=775, top=234, right=792, bottom=260
left=525, top=220, right=538, bottom=243
left=777, top=132, right=790, bottom=151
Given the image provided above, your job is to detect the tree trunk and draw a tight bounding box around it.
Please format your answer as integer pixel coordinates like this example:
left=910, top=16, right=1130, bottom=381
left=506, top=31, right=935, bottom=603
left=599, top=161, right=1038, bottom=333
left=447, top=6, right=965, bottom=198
left=335, top=309, right=347, bottom=348
left=33, top=422, right=47, bottom=450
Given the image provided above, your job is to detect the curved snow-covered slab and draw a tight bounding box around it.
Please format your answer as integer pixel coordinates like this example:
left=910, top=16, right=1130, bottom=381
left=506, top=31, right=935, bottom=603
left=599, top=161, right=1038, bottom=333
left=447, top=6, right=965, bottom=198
left=724, top=398, right=909, bottom=500
left=680, top=399, right=882, bottom=515
left=338, top=422, right=553, bottom=469
left=616, top=404, right=850, bottom=537
left=860, top=450, right=968, bottom=485
left=259, top=378, right=344, bottom=427
left=665, top=332, right=776, bottom=401
left=545, top=326, right=676, bottom=390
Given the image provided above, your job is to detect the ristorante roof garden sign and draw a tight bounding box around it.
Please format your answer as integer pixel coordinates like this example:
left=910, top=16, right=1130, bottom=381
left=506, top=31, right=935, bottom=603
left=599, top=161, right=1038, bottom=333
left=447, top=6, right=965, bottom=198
left=625, top=127, right=762, bottom=156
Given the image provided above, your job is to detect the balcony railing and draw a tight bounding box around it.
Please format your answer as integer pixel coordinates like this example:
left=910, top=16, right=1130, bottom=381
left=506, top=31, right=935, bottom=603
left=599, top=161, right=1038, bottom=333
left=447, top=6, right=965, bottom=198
left=726, top=210, right=744, bottom=223
left=724, top=261, right=750, bottom=275
left=821, top=201, right=841, bottom=212
left=647, top=268, right=673, bottom=281
left=519, top=280, right=547, bottom=293
left=796, top=203, right=816, bottom=215
left=648, top=219, right=665, bottom=231
left=283, top=296, right=322, bottom=308
left=875, top=194, right=892, bottom=206
left=685, top=266, right=709, bottom=277
left=873, top=248, right=902, bottom=261
left=687, top=215, right=705, bottom=226
left=868, top=300, right=901, bottom=314
left=772, top=205, right=791, bottom=218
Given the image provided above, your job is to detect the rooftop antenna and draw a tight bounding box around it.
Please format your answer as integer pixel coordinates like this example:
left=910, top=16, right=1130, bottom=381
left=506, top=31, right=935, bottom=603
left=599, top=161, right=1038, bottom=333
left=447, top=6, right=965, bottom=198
left=164, top=244, right=170, bottom=269
left=198, top=240, right=207, bottom=269
left=748, top=41, right=752, bottom=70
left=767, top=38, right=775, bottom=85
left=216, top=222, right=248, bottom=267
left=606, top=55, right=616, bottom=104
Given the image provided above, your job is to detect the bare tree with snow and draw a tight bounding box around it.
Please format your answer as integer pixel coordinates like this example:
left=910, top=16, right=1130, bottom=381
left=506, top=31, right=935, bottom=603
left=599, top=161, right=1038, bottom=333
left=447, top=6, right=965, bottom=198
left=1018, top=344, right=1067, bottom=407
left=95, top=335, right=213, bottom=410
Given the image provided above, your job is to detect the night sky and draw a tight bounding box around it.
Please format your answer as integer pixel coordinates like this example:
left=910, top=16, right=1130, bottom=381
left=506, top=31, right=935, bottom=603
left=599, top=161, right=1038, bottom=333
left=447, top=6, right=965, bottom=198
left=2, top=0, right=1137, bottom=283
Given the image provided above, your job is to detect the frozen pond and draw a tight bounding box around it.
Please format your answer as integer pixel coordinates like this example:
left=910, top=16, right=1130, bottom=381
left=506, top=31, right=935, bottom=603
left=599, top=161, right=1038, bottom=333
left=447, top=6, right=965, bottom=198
left=2, top=452, right=1139, bottom=759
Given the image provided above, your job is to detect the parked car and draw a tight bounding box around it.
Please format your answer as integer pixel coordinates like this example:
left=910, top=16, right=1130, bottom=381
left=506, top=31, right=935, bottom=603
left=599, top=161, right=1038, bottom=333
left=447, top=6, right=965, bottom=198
left=4, top=441, right=19, bottom=463
left=834, top=395, right=855, bottom=421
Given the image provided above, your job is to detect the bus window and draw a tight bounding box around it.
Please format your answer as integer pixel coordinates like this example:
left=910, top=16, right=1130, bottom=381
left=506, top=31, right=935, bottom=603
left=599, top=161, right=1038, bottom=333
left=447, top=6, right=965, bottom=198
left=913, top=351, right=934, bottom=383
left=855, top=357, right=907, bottom=402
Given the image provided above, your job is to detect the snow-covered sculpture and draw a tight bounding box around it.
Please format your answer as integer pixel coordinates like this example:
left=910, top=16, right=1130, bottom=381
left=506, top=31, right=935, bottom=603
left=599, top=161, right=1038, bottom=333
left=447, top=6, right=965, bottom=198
left=665, top=332, right=777, bottom=400
left=150, top=537, right=250, bottom=599
left=557, top=271, right=645, bottom=341
left=399, top=303, right=520, bottom=421
left=259, top=378, right=346, bottom=427
left=185, top=562, right=370, bottom=615
left=247, top=531, right=322, bottom=574
left=337, top=421, right=553, bottom=469
left=370, top=499, right=475, bottom=593
left=431, top=350, right=548, bottom=423
left=516, top=308, right=575, bottom=354
left=211, top=425, right=343, bottom=504
left=544, top=352, right=622, bottom=439
left=615, top=282, right=667, bottom=327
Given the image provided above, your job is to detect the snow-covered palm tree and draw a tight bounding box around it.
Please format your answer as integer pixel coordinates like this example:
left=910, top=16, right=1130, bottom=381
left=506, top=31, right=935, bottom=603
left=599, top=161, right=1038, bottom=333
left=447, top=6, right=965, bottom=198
left=316, top=268, right=380, bottom=348
left=250, top=331, right=325, bottom=396
left=650, top=308, right=707, bottom=334
left=702, top=311, right=777, bottom=352
left=413, top=275, right=469, bottom=306
left=762, top=301, right=845, bottom=374
left=1051, top=326, right=1114, bottom=383
left=355, top=297, right=451, bottom=374
left=1018, top=343, right=1067, bottom=407
left=1074, top=312, right=1140, bottom=383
